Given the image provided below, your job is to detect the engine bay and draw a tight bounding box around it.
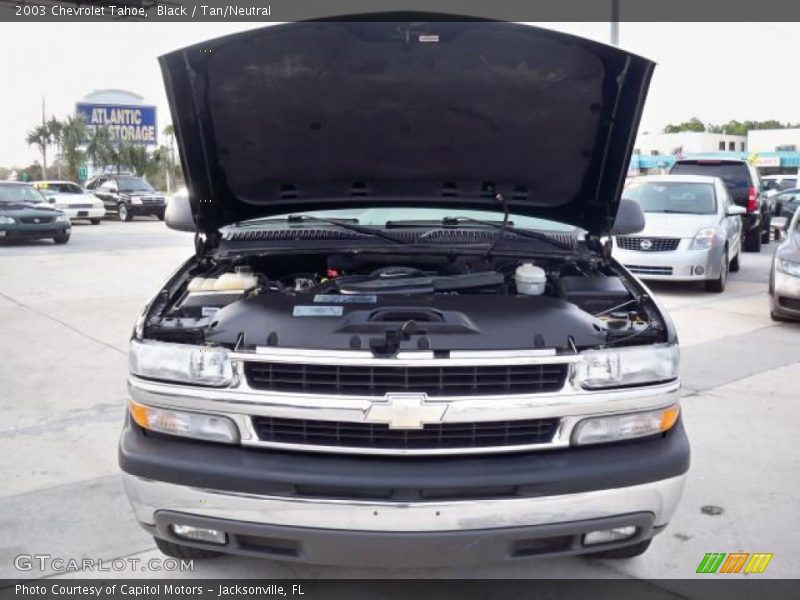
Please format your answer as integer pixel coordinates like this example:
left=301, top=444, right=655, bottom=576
left=143, top=252, right=668, bottom=353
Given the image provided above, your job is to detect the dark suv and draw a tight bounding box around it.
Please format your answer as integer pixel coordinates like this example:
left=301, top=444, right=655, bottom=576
left=670, top=158, right=769, bottom=252
left=87, top=175, right=166, bottom=222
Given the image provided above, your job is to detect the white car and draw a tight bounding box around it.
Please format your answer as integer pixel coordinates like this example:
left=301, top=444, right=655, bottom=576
left=33, top=181, right=106, bottom=224
left=613, top=175, right=746, bottom=293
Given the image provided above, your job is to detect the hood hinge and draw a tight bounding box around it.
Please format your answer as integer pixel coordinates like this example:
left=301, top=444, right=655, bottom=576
left=194, top=231, right=220, bottom=257
left=586, top=235, right=613, bottom=262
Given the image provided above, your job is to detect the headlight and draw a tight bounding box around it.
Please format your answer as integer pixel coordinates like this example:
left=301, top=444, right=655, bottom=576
left=55, top=214, right=70, bottom=222
left=130, top=197, right=143, bottom=205
left=691, top=228, right=716, bottom=250
left=572, top=404, right=680, bottom=446
left=777, top=258, right=800, bottom=278
left=129, top=399, right=239, bottom=444
left=576, top=344, right=679, bottom=389
left=129, top=339, right=233, bottom=386
left=0, top=216, right=15, bottom=225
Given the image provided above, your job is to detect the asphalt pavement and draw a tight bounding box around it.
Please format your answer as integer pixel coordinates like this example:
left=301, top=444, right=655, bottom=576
left=0, top=219, right=798, bottom=583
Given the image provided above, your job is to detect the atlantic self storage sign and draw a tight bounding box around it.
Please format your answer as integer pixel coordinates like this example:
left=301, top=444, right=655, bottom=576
left=76, top=103, right=157, bottom=145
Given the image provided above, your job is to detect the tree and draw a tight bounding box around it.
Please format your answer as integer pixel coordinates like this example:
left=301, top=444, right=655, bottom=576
left=60, top=115, right=88, bottom=182
left=84, top=126, right=114, bottom=172
left=25, top=124, right=51, bottom=180
left=663, top=117, right=706, bottom=133
left=47, top=117, right=64, bottom=179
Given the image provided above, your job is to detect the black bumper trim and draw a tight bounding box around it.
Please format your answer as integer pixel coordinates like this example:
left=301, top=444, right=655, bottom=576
left=119, top=417, right=689, bottom=501
left=150, top=510, right=658, bottom=567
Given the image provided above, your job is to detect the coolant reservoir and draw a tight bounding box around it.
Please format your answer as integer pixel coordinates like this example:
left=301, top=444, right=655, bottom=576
left=214, top=268, right=257, bottom=291
left=514, top=263, right=546, bottom=296
left=200, top=277, right=218, bottom=291
left=187, top=277, right=206, bottom=292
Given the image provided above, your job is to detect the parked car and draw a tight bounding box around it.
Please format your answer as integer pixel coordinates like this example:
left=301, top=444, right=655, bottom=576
left=670, top=158, right=769, bottom=252
left=769, top=206, right=800, bottom=321
left=614, top=175, right=745, bottom=292
left=0, top=182, right=71, bottom=244
left=87, top=175, right=166, bottom=221
left=770, top=188, right=800, bottom=234
left=119, top=19, right=688, bottom=566
left=761, top=174, right=797, bottom=197
left=33, top=180, right=106, bottom=224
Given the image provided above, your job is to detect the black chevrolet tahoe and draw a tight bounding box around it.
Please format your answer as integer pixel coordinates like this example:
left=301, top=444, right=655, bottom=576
left=119, top=17, right=690, bottom=567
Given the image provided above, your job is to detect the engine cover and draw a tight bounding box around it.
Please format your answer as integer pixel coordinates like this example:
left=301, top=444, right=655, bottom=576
left=204, top=292, right=607, bottom=352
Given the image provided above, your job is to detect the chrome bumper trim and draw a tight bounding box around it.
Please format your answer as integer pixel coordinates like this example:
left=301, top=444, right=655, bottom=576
left=123, top=473, right=687, bottom=532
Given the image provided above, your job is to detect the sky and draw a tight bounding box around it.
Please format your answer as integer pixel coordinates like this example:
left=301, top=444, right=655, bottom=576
left=1, top=21, right=798, bottom=167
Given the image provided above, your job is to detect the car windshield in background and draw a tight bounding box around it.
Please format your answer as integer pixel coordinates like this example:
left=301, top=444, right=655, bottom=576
left=35, top=183, right=82, bottom=194
left=670, top=162, right=748, bottom=192
left=118, top=178, right=154, bottom=192
left=0, top=185, right=45, bottom=204
left=624, top=182, right=716, bottom=215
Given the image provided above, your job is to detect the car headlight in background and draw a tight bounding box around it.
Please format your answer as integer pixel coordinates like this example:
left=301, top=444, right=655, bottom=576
left=691, top=228, right=716, bottom=250
left=129, top=399, right=239, bottom=444
left=777, top=258, right=800, bottom=278
left=0, top=216, right=15, bottom=225
left=572, top=404, right=680, bottom=446
left=130, top=197, right=143, bottom=205
left=55, top=214, right=70, bottom=223
left=576, top=344, right=679, bottom=389
left=129, top=339, right=233, bottom=386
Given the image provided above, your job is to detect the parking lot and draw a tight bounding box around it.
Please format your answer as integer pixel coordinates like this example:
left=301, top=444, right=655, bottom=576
left=0, top=219, right=798, bottom=581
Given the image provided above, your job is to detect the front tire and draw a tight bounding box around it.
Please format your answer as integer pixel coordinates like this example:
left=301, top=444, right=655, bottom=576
left=118, top=203, right=132, bottom=222
left=156, top=210, right=165, bottom=221
left=706, top=249, right=728, bottom=293
left=743, top=229, right=762, bottom=253
left=585, top=538, right=652, bottom=559
left=153, top=537, right=223, bottom=559
left=730, top=248, right=740, bottom=272
left=761, top=218, right=772, bottom=244
left=53, top=232, right=70, bottom=244
left=90, top=218, right=101, bottom=225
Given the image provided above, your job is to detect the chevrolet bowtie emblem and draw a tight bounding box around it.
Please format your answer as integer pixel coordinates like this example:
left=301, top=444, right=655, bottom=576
left=364, top=393, right=447, bottom=429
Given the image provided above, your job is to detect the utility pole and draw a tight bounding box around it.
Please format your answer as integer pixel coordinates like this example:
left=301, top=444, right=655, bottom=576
left=610, top=0, right=620, bottom=46
left=41, top=95, right=48, bottom=180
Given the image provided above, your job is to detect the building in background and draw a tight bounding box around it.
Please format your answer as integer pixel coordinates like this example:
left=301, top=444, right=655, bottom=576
left=634, top=132, right=747, bottom=157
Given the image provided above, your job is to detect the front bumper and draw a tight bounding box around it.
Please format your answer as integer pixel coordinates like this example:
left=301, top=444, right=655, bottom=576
left=60, top=206, right=105, bottom=220
left=615, top=243, right=723, bottom=282
left=128, top=202, right=165, bottom=216
left=770, top=269, right=800, bottom=319
left=0, top=222, right=70, bottom=240
left=120, top=417, right=690, bottom=565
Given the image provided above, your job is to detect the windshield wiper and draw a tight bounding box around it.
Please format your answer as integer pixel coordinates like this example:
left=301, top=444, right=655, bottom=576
left=284, top=214, right=410, bottom=244
left=439, top=216, right=574, bottom=252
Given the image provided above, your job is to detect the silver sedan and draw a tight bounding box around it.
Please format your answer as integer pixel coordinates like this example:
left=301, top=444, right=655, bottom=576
left=613, top=175, right=746, bottom=293
left=769, top=206, right=800, bottom=321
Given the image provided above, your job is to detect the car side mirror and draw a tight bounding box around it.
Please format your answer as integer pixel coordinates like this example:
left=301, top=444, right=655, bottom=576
left=165, top=189, right=196, bottom=232
left=610, top=198, right=645, bottom=235
left=726, top=205, right=746, bottom=216
left=109, top=187, right=118, bottom=194
left=47, top=197, right=56, bottom=204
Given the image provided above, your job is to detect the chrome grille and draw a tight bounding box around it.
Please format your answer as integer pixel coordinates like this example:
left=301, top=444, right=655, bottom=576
left=616, top=237, right=680, bottom=252
left=251, top=416, right=560, bottom=450
left=243, top=362, right=569, bottom=397
left=626, top=264, right=674, bottom=276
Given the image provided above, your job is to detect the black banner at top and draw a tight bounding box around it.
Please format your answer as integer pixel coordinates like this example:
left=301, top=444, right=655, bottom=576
left=2, top=0, right=800, bottom=22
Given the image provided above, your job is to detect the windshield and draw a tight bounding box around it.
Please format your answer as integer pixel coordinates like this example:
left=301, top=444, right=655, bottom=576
left=671, top=162, right=749, bottom=193
left=34, top=182, right=82, bottom=194
left=624, top=181, right=716, bottom=215
left=118, top=178, right=154, bottom=192
left=0, top=185, right=45, bottom=204
left=239, top=207, right=576, bottom=232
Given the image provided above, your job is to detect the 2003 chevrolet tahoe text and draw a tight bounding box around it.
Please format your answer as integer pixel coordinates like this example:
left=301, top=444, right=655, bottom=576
left=119, top=17, right=690, bottom=567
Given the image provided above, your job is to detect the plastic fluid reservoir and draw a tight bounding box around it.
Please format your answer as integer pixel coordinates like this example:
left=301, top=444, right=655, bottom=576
left=200, top=278, right=218, bottom=291
left=187, top=277, right=206, bottom=292
left=514, top=263, right=546, bottom=295
left=214, top=269, right=257, bottom=291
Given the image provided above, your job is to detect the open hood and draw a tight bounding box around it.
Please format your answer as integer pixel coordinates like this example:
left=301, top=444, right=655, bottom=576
left=160, top=16, right=654, bottom=236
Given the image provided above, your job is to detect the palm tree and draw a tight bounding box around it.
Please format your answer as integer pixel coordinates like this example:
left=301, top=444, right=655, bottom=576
left=48, top=117, right=64, bottom=179
left=25, top=124, right=51, bottom=180
left=84, top=126, right=114, bottom=173
left=60, top=115, right=88, bottom=182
